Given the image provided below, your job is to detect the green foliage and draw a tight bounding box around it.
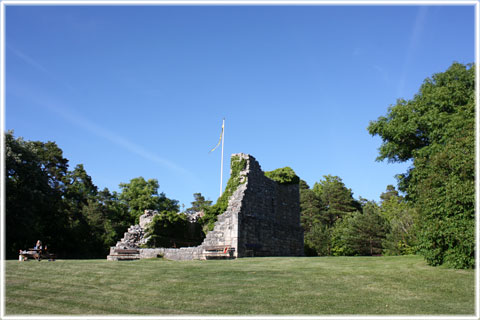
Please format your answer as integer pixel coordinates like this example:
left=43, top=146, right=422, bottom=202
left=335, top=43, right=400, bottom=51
left=300, top=180, right=326, bottom=255
left=302, top=195, right=391, bottom=257
left=300, top=186, right=322, bottom=234
left=312, top=175, right=361, bottom=227
left=5, top=131, right=133, bottom=258
left=119, top=177, right=179, bottom=223
left=368, top=62, right=475, bottom=268
left=301, top=175, right=370, bottom=256
left=185, top=192, right=212, bottom=215
left=331, top=202, right=389, bottom=256
left=380, top=186, right=418, bottom=256
left=304, top=222, right=331, bottom=256
left=330, top=213, right=357, bottom=256
left=200, top=155, right=247, bottom=232
left=80, top=188, right=132, bottom=256
left=144, top=211, right=204, bottom=248
left=5, top=131, right=68, bottom=258
left=414, top=124, right=475, bottom=267
left=380, top=184, right=399, bottom=202
left=264, top=167, right=300, bottom=185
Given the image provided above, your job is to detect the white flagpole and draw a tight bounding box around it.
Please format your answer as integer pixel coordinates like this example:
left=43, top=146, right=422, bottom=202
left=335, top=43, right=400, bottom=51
left=220, top=118, right=225, bottom=197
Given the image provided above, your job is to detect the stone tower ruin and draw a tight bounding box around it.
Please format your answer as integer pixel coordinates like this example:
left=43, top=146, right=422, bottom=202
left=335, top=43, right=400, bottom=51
left=107, top=153, right=304, bottom=260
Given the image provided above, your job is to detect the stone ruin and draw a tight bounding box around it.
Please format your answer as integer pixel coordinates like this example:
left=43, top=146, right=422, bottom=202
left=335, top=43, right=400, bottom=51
left=107, top=153, right=304, bottom=261
left=112, top=209, right=158, bottom=249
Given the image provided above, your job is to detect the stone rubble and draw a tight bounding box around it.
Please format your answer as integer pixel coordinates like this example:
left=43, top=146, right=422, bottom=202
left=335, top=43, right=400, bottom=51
left=114, top=210, right=159, bottom=249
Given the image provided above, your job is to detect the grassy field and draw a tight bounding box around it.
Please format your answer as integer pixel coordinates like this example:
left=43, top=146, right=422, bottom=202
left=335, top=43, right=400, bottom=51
left=4, top=255, right=475, bottom=316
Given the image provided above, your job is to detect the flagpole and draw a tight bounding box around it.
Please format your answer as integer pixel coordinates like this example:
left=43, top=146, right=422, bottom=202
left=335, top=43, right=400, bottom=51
left=220, top=118, right=225, bottom=197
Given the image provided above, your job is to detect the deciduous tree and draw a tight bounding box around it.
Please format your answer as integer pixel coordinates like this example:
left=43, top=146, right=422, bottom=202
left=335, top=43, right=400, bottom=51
left=368, top=62, right=475, bottom=268
left=119, top=177, right=179, bottom=222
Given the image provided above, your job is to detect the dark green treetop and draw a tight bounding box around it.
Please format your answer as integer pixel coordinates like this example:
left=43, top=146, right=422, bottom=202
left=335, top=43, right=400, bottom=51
left=312, top=175, right=361, bottom=227
left=185, top=193, right=212, bottom=215
left=119, top=177, right=179, bottom=223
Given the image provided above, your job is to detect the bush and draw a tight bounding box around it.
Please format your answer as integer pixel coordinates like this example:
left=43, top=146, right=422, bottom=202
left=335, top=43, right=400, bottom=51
left=144, top=211, right=204, bottom=248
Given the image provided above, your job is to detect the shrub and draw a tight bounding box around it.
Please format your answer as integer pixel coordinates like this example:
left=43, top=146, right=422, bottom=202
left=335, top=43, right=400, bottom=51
left=144, top=211, right=204, bottom=248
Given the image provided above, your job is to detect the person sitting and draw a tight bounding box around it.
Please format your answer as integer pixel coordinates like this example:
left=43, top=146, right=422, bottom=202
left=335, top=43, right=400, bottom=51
left=34, top=240, right=42, bottom=251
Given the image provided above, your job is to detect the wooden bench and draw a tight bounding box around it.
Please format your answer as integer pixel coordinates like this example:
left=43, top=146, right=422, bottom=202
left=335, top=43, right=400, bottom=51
left=19, top=249, right=56, bottom=261
left=203, top=245, right=235, bottom=259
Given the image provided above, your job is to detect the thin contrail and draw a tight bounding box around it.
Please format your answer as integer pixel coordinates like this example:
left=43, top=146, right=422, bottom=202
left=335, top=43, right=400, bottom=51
left=397, top=7, right=429, bottom=98
left=7, top=44, right=75, bottom=91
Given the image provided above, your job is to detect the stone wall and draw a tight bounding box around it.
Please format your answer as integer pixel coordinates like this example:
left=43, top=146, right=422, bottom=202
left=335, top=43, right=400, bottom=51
left=235, top=154, right=304, bottom=257
left=107, top=153, right=304, bottom=260
left=139, top=247, right=204, bottom=260
left=199, top=153, right=303, bottom=258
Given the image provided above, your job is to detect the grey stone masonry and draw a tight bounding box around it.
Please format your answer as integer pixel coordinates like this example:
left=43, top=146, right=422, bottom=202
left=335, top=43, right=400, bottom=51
left=107, top=153, right=304, bottom=261
left=236, top=154, right=304, bottom=257
left=139, top=247, right=204, bottom=260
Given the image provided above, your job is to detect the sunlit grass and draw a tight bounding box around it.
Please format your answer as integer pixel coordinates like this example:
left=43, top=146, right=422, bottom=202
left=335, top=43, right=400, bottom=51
left=5, top=255, right=475, bottom=315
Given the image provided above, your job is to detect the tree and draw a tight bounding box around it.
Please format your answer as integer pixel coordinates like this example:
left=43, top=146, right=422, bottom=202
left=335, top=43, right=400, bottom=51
left=300, top=180, right=328, bottom=255
left=300, top=175, right=362, bottom=256
left=300, top=182, right=322, bottom=234
left=380, top=185, right=399, bottom=202
left=119, top=177, right=179, bottom=222
left=61, top=164, right=101, bottom=257
left=95, top=188, right=132, bottom=246
left=185, top=193, right=212, bottom=215
left=304, top=221, right=331, bottom=256
left=6, top=132, right=56, bottom=257
left=5, top=131, right=73, bottom=258
left=330, top=213, right=357, bottom=256
left=73, top=188, right=131, bottom=257
left=312, top=175, right=361, bottom=227
left=380, top=185, right=418, bottom=255
left=331, top=202, right=388, bottom=256
left=368, top=62, right=475, bottom=268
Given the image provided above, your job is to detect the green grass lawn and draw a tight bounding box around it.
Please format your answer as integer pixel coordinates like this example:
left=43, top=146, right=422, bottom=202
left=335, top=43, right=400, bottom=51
left=4, top=255, right=475, bottom=316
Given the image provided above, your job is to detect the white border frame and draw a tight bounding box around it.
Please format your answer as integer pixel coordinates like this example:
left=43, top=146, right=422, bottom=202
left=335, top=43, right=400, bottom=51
left=0, top=1, right=478, bottom=320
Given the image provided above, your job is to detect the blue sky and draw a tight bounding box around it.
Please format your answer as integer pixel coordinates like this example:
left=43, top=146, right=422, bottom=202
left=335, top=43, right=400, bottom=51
left=5, top=4, right=475, bottom=209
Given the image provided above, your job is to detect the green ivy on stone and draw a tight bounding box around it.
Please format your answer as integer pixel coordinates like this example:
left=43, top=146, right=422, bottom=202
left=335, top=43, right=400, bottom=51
left=200, top=155, right=247, bottom=232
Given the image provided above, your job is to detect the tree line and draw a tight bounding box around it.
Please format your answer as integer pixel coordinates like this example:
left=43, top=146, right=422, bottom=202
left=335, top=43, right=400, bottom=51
left=300, top=176, right=416, bottom=257
left=5, top=62, right=474, bottom=268
left=5, top=133, right=181, bottom=258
